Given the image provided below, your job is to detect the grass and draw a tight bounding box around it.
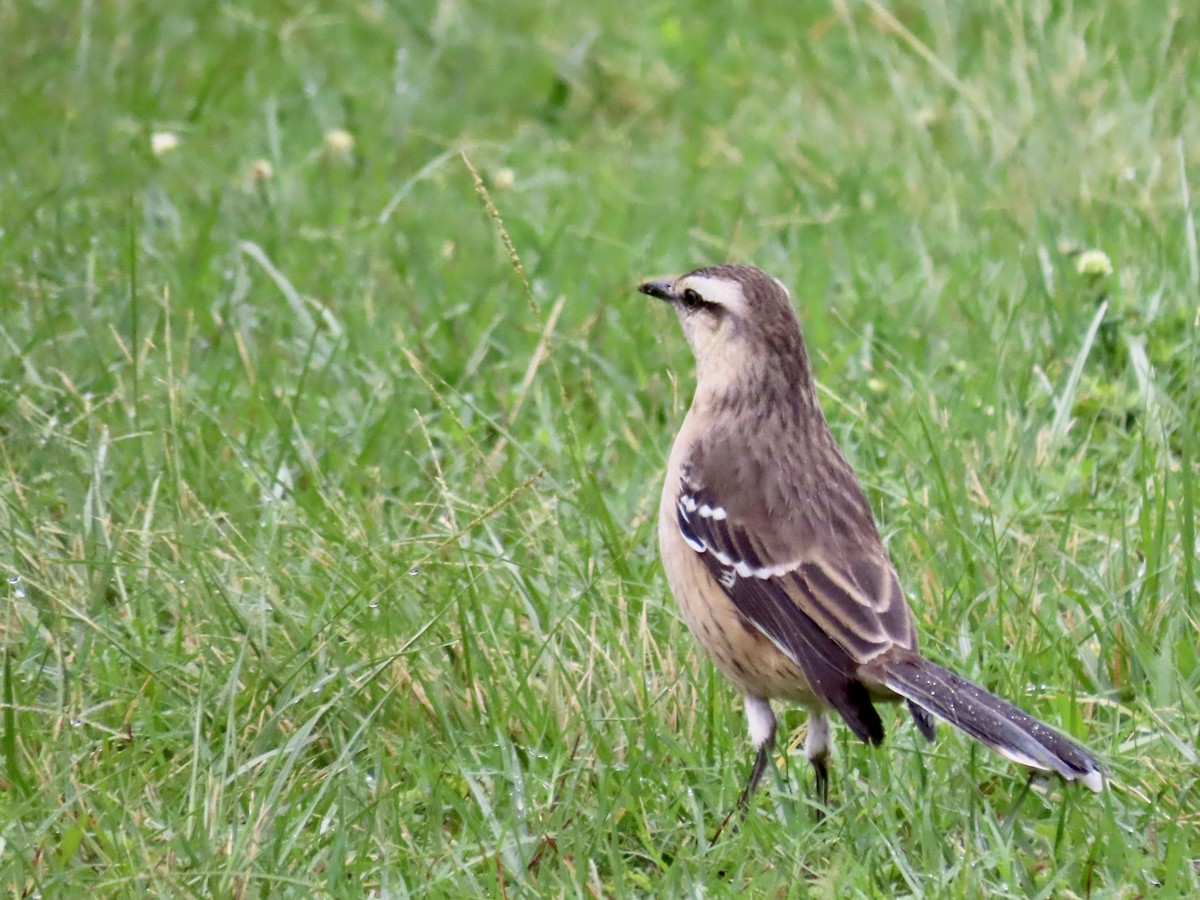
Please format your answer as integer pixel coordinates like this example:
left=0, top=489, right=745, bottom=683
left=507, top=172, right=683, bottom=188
left=2, top=0, right=1198, bottom=895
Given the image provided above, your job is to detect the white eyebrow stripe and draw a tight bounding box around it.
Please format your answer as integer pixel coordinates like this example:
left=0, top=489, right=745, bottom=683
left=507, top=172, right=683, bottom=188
left=675, top=275, right=747, bottom=313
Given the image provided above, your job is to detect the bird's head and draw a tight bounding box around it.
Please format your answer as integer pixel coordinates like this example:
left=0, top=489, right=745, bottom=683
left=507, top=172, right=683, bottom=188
left=639, top=264, right=810, bottom=393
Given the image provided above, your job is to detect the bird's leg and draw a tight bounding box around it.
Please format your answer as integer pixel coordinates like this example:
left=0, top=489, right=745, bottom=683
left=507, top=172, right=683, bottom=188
left=710, top=697, right=776, bottom=845
left=738, top=696, right=777, bottom=810
left=805, top=710, right=831, bottom=814
left=738, top=743, right=772, bottom=812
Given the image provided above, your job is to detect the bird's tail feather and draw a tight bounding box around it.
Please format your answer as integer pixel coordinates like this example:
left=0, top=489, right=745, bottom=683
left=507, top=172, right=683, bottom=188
left=872, top=652, right=1104, bottom=792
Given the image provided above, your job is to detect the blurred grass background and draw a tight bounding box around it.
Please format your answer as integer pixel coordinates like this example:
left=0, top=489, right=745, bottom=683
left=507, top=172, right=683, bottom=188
left=2, top=0, right=1198, bottom=895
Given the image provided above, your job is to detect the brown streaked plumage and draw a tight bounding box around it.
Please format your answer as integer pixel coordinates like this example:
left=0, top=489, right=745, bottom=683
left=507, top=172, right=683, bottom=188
left=640, top=264, right=1104, bottom=814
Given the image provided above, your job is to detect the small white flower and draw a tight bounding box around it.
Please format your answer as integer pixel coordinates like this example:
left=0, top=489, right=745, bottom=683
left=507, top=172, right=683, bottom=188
left=151, top=132, right=180, bottom=156
left=1076, top=249, right=1113, bottom=278
left=324, top=128, right=355, bottom=154
left=250, top=159, right=274, bottom=182
left=493, top=167, right=515, bottom=190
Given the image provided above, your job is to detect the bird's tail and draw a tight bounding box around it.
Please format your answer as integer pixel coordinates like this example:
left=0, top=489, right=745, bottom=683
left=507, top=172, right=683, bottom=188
left=869, top=651, right=1105, bottom=792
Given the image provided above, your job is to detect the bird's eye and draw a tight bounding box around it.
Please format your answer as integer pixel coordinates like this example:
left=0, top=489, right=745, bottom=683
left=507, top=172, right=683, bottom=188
left=681, top=288, right=704, bottom=309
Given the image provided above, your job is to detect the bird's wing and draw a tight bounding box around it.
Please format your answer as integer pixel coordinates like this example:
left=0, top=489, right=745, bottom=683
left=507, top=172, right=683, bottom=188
left=675, top=461, right=916, bottom=743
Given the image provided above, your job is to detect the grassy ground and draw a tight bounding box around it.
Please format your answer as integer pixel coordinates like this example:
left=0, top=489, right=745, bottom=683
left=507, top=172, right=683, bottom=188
left=2, top=0, right=1198, bottom=895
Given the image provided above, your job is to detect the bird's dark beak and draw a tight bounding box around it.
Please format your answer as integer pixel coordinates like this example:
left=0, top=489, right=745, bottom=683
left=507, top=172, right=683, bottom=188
left=638, top=278, right=675, bottom=302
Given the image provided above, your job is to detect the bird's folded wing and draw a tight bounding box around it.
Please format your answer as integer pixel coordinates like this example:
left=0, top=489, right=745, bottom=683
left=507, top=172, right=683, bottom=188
left=676, top=475, right=913, bottom=742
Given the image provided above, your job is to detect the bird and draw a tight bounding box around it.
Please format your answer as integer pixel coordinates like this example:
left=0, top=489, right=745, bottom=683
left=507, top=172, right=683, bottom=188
left=639, top=263, right=1104, bottom=813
